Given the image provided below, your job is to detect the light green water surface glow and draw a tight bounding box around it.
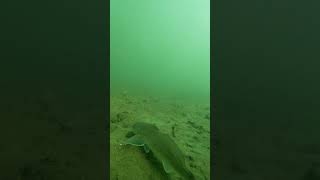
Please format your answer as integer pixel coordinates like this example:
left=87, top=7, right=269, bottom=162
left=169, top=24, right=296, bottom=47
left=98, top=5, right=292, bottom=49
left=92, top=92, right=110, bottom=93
left=111, top=0, right=210, bottom=104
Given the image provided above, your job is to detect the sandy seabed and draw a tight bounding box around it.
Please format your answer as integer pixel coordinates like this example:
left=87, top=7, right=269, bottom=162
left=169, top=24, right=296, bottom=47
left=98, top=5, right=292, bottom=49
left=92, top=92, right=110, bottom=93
left=110, top=92, right=210, bottom=180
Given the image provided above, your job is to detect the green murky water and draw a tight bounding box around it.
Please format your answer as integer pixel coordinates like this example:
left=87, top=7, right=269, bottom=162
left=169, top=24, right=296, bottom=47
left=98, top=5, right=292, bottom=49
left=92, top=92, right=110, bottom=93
left=110, top=0, right=210, bottom=179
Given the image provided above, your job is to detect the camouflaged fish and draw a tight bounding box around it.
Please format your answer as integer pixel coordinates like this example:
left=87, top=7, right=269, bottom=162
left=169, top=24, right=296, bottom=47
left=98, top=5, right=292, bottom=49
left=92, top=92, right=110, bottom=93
left=121, top=122, right=195, bottom=180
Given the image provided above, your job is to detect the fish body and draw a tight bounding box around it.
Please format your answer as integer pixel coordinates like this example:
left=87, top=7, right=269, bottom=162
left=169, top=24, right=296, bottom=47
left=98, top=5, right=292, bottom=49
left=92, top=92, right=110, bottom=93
left=125, top=122, right=195, bottom=180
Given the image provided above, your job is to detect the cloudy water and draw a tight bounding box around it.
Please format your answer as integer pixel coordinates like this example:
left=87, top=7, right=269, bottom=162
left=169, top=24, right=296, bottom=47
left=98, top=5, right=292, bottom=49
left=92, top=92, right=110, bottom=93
left=111, top=0, right=210, bottom=104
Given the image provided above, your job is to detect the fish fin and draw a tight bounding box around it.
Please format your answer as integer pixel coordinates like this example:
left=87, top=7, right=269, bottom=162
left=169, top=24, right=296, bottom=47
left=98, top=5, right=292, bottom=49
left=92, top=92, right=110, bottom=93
left=162, top=160, right=174, bottom=173
left=143, top=144, right=150, bottom=153
left=123, top=135, right=145, bottom=146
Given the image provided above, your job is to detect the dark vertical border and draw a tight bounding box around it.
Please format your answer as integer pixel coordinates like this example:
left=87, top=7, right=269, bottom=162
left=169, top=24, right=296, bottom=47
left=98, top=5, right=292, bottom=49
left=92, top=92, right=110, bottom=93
left=106, top=0, right=111, bottom=179
left=210, top=0, right=215, bottom=178
left=0, top=0, right=110, bottom=179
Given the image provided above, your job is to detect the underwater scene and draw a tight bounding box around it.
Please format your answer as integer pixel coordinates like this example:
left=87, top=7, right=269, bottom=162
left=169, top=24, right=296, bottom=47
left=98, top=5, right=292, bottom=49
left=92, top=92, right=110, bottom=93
left=110, top=0, right=210, bottom=179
